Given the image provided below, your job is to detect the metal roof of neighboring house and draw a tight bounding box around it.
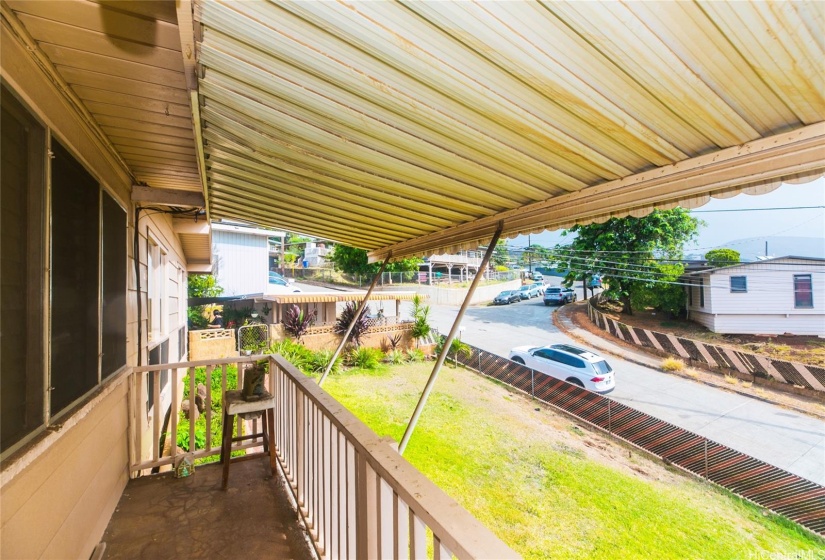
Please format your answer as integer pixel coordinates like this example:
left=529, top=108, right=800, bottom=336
left=683, top=255, right=825, bottom=276
left=5, top=1, right=824, bottom=262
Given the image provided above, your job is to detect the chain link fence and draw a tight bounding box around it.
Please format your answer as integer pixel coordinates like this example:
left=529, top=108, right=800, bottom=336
left=237, top=324, right=270, bottom=354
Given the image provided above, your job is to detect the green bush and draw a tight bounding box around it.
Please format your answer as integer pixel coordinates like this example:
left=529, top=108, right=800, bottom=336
left=406, top=348, right=426, bottom=362
left=347, top=346, right=385, bottom=369
left=386, top=349, right=405, bottom=364
left=269, top=339, right=315, bottom=371
left=307, top=349, right=342, bottom=377
left=436, top=337, right=472, bottom=365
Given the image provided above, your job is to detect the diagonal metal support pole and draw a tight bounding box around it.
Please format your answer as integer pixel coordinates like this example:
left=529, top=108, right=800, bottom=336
left=399, top=223, right=503, bottom=455
left=318, top=253, right=391, bottom=386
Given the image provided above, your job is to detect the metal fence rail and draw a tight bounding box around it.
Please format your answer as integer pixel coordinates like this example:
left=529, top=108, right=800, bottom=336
left=458, top=344, right=825, bottom=536
left=587, top=300, right=825, bottom=393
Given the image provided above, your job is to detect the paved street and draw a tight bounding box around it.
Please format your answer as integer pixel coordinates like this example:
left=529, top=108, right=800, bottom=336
left=413, top=293, right=825, bottom=485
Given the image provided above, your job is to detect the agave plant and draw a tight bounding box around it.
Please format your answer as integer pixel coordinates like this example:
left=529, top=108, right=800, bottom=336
left=334, top=301, right=371, bottom=347
left=283, top=304, right=317, bottom=341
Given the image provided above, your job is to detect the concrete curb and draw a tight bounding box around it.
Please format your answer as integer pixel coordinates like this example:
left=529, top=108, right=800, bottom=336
left=552, top=303, right=825, bottom=420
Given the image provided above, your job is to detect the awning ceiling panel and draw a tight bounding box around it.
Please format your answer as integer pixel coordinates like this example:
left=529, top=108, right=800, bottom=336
left=193, top=0, right=824, bottom=260
left=6, top=1, right=823, bottom=263
left=5, top=0, right=203, bottom=193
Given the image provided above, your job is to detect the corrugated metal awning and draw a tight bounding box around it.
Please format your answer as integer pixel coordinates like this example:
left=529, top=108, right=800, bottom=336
left=261, top=291, right=423, bottom=305
left=192, top=1, right=824, bottom=261
left=7, top=1, right=822, bottom=263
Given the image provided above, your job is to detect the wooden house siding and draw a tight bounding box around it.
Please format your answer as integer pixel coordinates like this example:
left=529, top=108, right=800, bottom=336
left=1, top=21, right=194, bottom=560
left=686, top=258, right=824, bottom=335
left=212, top=229, right=269, bottom=296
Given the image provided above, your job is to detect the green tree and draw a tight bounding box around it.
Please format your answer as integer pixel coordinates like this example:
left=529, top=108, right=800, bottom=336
left=491, top=240, right=509, bottom=268
left=705, top=248, right=740, bottom=268
left=329, top=245, right=422, bottom=276
left=554, top=209, right=702, bottom=315
left=187, top=274, right=223, bottom=329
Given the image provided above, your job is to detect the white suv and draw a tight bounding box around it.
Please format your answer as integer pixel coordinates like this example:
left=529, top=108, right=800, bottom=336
left=508, top=343, right=615, bottom=393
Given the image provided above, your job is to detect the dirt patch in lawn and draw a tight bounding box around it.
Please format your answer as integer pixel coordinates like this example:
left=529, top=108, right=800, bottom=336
left=594, top=300, right=825, bottom=367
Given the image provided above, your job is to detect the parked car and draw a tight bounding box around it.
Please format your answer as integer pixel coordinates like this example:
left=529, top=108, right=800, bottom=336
left=532, top=272, right=544, bottom=283
left=508, top=343, right=615, bottom=393
left=269, top=271, right=292, bottom=285
left=588, top=275, right=603, bottom=289
left=543, top=287, right=577, bottom=306
left=517, top=284, right=542, bottom=299
left=493, top=290, right=521, bottom=305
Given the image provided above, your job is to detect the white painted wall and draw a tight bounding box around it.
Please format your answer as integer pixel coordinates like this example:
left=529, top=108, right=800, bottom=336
left=410, top=280, right=521, bottom=306
left=212, top=229, right=269, bottom=296
left=686, top=258, right=824, bottom=335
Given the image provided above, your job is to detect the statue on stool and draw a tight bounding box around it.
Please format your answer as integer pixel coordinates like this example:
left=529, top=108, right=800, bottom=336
left=242, top=359, right=268, bottom=400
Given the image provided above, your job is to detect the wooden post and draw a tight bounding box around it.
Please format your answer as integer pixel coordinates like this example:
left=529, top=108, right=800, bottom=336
left=399, top=224, right=503, bottom=455
left=319, top=254, right=391, bottom=386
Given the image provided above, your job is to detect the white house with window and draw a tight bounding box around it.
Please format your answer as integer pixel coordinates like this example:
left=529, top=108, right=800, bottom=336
left=684, top=256, right=825, bottom=336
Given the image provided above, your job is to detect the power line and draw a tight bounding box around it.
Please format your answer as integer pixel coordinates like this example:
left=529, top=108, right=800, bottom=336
left=691, top=205, right=824, bottom=213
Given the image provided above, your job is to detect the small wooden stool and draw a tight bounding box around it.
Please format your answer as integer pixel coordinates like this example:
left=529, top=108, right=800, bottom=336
left=220, top=390, right=277, bottom=489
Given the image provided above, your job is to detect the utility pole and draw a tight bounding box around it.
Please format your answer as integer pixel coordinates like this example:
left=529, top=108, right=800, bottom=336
left=528, top=234, right=532, bottom=277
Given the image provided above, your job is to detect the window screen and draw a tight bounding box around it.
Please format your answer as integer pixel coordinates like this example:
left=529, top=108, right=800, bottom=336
left=1, top=86, right=45, bottom=451
left=794, top=275, right=813, bottom=308
left=730, top=276, right=747, bottom=293
left=50, top=141, right=100, bottom=415
left=101, top=192, right=127, bottom=378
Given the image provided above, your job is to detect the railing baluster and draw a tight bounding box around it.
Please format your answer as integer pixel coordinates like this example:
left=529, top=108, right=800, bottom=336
left=409, top=511, right=426, bottom=560
left=170, top=368, right=179, bottom=465
left=205, top=365, right=213, bottom=451
left=152, top=370, right=160, bottom=463
left=188, top=366, right=196, bottom=455
left=347, top=441, right=357, bottom=559
left=434, top=536, right=451, bottom=560
left=379, top=479, right=394, bottom=560
left=394, top=493, right=410, bottom=560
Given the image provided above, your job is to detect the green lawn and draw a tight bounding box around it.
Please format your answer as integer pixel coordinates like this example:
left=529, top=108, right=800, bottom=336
left=323, top=362, right=824, bottom=559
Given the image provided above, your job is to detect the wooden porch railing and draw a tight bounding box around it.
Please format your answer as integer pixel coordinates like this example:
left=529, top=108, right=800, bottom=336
left=128, top=356, right=518, bottom=559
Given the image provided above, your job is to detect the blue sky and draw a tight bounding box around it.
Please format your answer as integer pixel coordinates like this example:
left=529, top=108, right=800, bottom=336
left=512, top=178, right=825, bottom=253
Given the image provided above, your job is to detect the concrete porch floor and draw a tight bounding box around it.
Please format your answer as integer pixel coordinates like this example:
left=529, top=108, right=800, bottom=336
left=101, top=457, right=315, bottom=559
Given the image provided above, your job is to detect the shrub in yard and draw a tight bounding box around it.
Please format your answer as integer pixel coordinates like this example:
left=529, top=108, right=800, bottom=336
left=347, top=346, right=385, bottom=369
left=436, top=337, right=472, bottom=366
left=334, top=302, right=371, bottom=347
left=410, top=294, right=432, bottom=341
left=661, top=357, right=685, bottom=372
left=269, top=338, right=315, bottom=371
left=386, top=333, right=403, bottom=350
left=406, top=348, right=426, bottom=362
left=386, top=349, right=405, bottom=364
left=283, top=304, right=317, bottom=341
left=307, top=349, right=342, bottom=377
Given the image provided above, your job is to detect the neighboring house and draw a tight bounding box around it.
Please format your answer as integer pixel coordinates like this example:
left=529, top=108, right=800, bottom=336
left=421, top=251, right=486, bottom=283
left=683, top=256, right=824, bottom=336
left=302, top=241, right=331, bottom=267
left=212, top=222, right=286, bottom=296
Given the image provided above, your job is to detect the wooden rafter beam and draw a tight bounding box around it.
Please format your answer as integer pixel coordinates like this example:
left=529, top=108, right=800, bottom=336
left=131, top=185, right=205, bottom=207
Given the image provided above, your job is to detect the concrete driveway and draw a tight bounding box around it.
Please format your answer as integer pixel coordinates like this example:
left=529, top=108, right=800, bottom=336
left=419, top=295, right=825, bottom=485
